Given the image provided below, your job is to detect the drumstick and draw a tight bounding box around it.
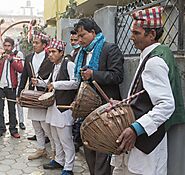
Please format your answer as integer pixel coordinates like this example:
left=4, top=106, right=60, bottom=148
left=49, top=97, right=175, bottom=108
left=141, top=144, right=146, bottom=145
left=29, top=62, right=36, bottom=78
left=122, top=90, right=145, bottom=103
left=38, top=75, right=52, bottom=92
left=100, top=90, right=146, bottom=113
left=2, top=97, right=18, bottom=103
left=12, top=57, right=25, bottom=61
left=57, top=105, right=72, bottom=109
left=38, top=75, right=47, bottom=86
left=92, top=81, right=110, bottom=103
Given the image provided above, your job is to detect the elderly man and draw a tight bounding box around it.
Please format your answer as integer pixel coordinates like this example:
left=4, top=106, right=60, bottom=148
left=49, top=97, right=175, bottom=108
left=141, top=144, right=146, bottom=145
left=111, top=6, right=185, bottom=175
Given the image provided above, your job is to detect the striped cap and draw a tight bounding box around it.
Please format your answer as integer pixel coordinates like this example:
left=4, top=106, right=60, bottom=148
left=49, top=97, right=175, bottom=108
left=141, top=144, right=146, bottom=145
left=132, top=6, right=163, bottom=28
left=48, top=38, right=67, bottom=51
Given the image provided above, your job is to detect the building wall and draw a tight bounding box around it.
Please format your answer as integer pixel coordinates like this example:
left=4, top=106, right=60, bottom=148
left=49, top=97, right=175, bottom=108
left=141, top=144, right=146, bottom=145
left=44, top=0, right=87, bottom=22
left=44, top=0, right=67, bottom=21
left=94, top=6, right=116, bottom=43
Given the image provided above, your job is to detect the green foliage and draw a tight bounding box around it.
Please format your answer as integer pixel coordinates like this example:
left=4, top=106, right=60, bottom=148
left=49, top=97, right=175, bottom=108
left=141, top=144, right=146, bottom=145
left=19, top=21, right=47, bottom=56
left=61, top=0, right=83, bottom=19
left=19, top=24, right=33, bottom=56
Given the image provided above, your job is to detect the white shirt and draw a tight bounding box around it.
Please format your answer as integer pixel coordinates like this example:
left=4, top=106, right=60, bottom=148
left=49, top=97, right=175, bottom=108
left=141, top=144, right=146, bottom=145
left=32, top=50, right=45, bottom=77
left=111, top=43, right=175, bottom=174
left=15, top=50, right=24, bottom=85
left=129, top=43, right=175, bottom=136
left=38, top=60, right=79, bottom=90
left=0, top=59, right=10, bottom=88
left=27, top=50, right=47, bottom=121
left=0, top=49, right=23, bottom=88
left=38, top=59, right=79, bottom=128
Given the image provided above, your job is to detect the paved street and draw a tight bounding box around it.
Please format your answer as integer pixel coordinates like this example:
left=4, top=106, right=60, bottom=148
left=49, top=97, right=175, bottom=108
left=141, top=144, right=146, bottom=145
left=0, top=106, right=90, bottom=175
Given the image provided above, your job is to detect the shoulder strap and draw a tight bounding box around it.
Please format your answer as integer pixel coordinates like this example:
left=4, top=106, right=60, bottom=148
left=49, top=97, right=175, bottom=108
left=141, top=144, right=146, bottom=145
left=130, top=53, right=153, bottom=95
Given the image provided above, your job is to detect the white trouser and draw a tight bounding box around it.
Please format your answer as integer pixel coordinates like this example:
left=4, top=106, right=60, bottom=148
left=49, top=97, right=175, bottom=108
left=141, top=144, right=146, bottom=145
left=112, top=154, right=137, bottom=175
left=17, top=103, right=24, bottom=123
left=32, top=120, right=55, bottom=151
left=51, top=125, right=75, bottom=171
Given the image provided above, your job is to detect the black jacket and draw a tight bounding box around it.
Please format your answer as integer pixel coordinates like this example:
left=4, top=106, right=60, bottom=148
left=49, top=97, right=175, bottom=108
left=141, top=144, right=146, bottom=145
left=92, top=42, right=124, bottom=102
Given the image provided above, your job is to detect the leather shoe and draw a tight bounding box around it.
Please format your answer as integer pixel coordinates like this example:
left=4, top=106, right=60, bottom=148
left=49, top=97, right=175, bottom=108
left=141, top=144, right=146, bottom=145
left=27, top=135, right=37, bottom=141
left=0, top=129, right=6, bottom=136
left=61, top=170, right=74, bottom=175
left=43, top=160, right=64, bottom=169
left=19, top=123, right=26, bottom=130
left=11, top=133, right=20, bottom=138
left=74, top=142, right=83, bottom=153
left=6, top=120, right=18, bottom=125
left=45, top=136, right=50, bottom=144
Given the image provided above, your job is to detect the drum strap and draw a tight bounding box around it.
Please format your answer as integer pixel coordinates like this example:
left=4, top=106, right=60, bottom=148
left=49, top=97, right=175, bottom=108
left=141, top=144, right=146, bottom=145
left=129, top=53, right=151, bottom=96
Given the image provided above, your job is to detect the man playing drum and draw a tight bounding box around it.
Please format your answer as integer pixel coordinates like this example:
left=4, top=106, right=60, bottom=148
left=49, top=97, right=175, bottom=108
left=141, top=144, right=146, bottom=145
left=32, top=38, right=79, bottom=175
left=74, top=18, right=124, bottom=175
left=17, top=32, right=55, bottom=160
left=111, top=6, right=185, bottom=175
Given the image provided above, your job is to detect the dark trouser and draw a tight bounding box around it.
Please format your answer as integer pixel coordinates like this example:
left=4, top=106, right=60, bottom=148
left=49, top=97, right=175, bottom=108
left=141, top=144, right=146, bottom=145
left=0, top=87, right=18, bottom=134
left=84, top=146, right=112, bottom=175
left=72, top=118, right=83, bottom=148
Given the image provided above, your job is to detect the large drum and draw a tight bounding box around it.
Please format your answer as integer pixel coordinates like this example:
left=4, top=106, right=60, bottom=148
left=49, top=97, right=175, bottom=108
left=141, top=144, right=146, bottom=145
left=80, top=102, right=135, bottom=155
left=19, top=90, right=55, bottom=109
left=71, top=82, right=102, bottom=118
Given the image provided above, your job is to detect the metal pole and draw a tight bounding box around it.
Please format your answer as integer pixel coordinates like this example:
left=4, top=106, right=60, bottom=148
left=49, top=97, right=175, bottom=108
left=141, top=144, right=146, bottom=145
left=56, top=0, right=59, bottom=20
left=177, top=0, right=185, bottom=51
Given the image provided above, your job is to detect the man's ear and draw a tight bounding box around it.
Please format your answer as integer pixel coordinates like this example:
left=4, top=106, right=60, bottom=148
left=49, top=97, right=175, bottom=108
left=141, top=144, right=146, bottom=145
left=60, top=50, right=64, bottom=57
left=150, top=29, right=157, bottom=41
left=91, top=29, right=96, bottom=37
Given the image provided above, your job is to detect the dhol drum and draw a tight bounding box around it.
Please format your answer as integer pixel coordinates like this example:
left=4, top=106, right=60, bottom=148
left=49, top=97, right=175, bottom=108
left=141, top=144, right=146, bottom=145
left=71, top=82, right=102, bottom=118
left=38, top=90, right=55, bottom=107
left=19, top=89, right=54, bottom=109
left=80, top=102, right=135, bottom=155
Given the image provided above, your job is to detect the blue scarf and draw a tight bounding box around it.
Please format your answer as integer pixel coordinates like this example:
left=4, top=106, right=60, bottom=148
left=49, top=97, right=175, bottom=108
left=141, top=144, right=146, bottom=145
left=74, top=32, right=105, bottom=81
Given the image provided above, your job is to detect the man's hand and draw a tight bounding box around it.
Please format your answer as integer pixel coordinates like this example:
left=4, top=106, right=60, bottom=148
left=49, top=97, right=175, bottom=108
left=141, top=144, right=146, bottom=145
left=16, top=97, right=20, bottom=103
left=47, top=83, right=54, bottom=92
left=116, top=127, right=137, bottom=153
left=81, top=68, right=93, bottom=81
left=31, top=78, right=38, bottom=86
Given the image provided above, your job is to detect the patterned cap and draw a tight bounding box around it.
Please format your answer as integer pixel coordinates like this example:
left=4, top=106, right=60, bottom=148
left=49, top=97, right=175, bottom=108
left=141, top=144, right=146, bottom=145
left=132, top=6, right=163, bottom=28
left=48, top=38, right=67, bottom=51
left=33, top=32, right=50, bottom=41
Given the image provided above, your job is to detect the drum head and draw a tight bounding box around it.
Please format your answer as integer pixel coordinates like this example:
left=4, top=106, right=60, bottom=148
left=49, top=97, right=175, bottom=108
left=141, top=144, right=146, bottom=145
left=38, top=91, right=54, bottom=101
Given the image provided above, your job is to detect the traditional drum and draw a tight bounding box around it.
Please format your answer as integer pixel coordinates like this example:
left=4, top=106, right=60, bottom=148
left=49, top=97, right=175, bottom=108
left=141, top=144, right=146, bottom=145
left=71, top=82, right=102, bottom=118
left=80, top=102, right=135, bottom=155
left=19, top=90, right=54, bottom=109
left=38, top=90, right=55, bottom=107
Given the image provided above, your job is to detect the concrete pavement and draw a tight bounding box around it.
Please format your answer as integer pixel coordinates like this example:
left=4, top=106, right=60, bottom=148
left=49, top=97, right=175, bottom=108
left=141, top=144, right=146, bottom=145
left=0, top=107, right=90, bottom=175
